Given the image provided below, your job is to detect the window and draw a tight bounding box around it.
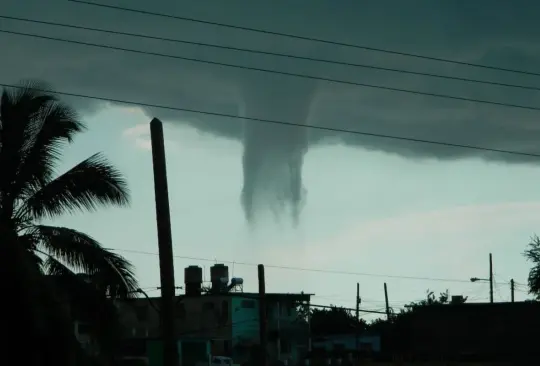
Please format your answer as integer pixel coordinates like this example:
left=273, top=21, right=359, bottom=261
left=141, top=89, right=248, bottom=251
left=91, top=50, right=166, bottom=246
left=203, top=302, right=215, bottom=311
left=241, top=300, right=255, bottom=309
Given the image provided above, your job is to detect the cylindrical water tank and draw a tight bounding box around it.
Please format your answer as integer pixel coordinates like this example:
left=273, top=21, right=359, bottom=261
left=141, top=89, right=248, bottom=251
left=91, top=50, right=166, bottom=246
left=184, top=266, right=202, bottom=296
left=210, top=264, right=229, bottom=292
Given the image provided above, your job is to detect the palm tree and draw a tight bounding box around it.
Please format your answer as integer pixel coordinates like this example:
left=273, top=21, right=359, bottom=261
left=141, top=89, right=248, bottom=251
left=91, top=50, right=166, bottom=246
left=524, top=235, right=540, bottom=300
left=0, top=81, right=139, bottom=365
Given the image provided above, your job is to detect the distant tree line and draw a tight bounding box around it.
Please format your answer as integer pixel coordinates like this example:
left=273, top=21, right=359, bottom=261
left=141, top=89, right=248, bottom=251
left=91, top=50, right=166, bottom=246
left=299, top=233, right=540, bottom=337
left=297, top=289, right=466, bottom=336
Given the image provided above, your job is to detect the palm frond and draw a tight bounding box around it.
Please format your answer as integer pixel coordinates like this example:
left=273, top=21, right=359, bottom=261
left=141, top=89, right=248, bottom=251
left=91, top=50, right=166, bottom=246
left=1, top=80, right=135, bottom=366
left=525, top=235, right=540, bottom=297
left=15, top=98, right=85, bottom=199
left=0, top=81, right=58, bottom=199
left=21, top=153, right=130, bottom=219
left=34, top=224, right=138, bottom=298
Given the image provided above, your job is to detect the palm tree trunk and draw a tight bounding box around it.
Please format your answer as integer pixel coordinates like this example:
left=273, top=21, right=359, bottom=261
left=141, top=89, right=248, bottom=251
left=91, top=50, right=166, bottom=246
left=1, top=228, right=82, bottom=366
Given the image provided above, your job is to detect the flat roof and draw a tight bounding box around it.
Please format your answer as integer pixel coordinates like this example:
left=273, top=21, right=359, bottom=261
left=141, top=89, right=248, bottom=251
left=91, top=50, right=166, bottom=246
left=120, top=291, right=314, bottom=304
left=176, top=292, right=314, bottom=301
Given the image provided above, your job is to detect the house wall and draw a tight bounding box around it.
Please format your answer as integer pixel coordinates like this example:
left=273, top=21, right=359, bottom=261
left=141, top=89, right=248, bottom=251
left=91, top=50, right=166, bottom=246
left=116, top=295, right=233, bottom=343
left=231, top=296, right=259, bottom=342
left=230, top=296, right=259, bottom=362
left=267, top=301, right=307, bottom=363
left=117, top=294, right=310, bottom=364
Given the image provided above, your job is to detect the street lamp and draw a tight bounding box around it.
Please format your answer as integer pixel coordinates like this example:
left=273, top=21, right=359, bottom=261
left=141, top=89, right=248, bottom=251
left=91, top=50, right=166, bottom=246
left=469, top=253, right=493, bottom=303
left=471, top=277, right=515, bottom=303
left=470, top=277, right=489, bottom=283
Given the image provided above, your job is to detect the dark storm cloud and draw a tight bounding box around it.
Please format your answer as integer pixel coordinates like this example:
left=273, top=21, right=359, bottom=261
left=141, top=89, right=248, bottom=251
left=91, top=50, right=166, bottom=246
left=2, top=0, right=540, bottom=223
left=2, top=0, right=540, bottom=160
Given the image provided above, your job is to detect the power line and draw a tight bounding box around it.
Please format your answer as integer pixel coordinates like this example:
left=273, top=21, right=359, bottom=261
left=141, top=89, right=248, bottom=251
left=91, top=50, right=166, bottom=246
left=310, top=303, right=387, bottom=315
left=1, top=81, right=540, bottom=159
left=69, top=0, right=540, bottom=78
left=2, top=15, right=539, bottom=93
left=3, top=29, right=540, bottom=113
left=108, top=247, right=472, bottom=284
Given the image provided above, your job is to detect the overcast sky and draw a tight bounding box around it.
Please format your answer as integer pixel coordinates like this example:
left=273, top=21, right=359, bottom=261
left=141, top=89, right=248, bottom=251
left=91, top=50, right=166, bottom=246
left=2, top=0, right=540, bottom=316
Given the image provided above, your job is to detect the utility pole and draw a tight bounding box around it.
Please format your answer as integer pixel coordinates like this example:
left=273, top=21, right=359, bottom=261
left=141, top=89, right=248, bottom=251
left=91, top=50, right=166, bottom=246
left=277, top=301, right=281, bottom=362
left=355, top=283, right=360, bottom=352
left=510, top=279, right=515, bottom=303
left=384, top=283, right=390, bottom=320
left=489, top=253, right=493, bottom=303
left=150, top=118, right=178, bottom=366
left=307, top=298, right=312, bottom=356
left=258, top=264, right=267, bottom=366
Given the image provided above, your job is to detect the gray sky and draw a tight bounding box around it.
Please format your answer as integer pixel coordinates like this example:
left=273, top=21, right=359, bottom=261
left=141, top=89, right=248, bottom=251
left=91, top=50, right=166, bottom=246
left=2, top=0, right=539, bottom=314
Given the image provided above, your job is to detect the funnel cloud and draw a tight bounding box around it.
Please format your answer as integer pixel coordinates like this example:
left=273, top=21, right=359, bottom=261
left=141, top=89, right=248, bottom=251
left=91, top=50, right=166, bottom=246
left=240, top=80, right=314, bottom=225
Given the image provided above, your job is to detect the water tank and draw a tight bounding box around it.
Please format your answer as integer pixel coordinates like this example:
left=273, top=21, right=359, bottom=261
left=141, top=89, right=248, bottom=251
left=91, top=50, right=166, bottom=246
left=184, top=266, right=203, bottom=296
left=210, top=264, right=229, bottom=293
left=230, top=277, right=244, bottom=286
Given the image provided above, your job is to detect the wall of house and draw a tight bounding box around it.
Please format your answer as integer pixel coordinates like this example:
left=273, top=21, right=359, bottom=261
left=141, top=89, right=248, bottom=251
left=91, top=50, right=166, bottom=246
left=230, top=296, right=260, bottom=361
left=116, top=294, right=310, bottom=364
left=227, top=297, right=308, bottom=364
left=267, top=300, right=309, bottom=364
left=116, top=295, right=233, bottom=343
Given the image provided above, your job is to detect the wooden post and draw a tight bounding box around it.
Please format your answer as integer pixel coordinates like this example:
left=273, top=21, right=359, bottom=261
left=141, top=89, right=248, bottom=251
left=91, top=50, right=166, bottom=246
left=384, top=283, right=390, bottom=320
left=355, top=283, right=360, bottom=351
left=489, top=253, right=494, bottom=303
left=510, top=279, right=515, bottom=303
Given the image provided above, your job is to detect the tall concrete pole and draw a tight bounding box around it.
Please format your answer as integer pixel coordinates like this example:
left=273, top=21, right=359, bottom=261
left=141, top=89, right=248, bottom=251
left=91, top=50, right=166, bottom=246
left=258, top=264, right=267, bottom=366
left=150, top=118, right=178, bottom=366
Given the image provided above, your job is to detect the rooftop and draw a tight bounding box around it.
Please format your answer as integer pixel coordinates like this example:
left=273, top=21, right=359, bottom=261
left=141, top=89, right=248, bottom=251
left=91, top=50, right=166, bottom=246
left=176, top=291, right=314, bottom=302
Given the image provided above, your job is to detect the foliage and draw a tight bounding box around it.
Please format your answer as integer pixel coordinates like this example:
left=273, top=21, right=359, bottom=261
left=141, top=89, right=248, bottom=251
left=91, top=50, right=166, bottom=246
left=366, top=289, right=467, bottom=331
left=0, top=81, right=139, bottom=365
left=294, top=289, right=466, bottom=338
left=524, top=235, right=540, bottom=300
left=295, top=305, right=367, bottom=335
left=399, top=289, right=467, bottom=314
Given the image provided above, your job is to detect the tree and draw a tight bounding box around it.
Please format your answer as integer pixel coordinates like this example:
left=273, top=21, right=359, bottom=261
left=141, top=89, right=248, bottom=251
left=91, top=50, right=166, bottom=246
left=0, top=81, right=139, bottom=365
left=366, top=289, right=467, bottom=331
left=524, top=234, right=540, bottom=300
left=400, top=289, right=467, bottom=314
left=309, top=306, right=367, bottom=335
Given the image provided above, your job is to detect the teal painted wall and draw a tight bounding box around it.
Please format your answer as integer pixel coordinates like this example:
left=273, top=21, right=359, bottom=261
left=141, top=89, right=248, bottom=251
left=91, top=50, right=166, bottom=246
left=231, top=297, right=259, bottom=344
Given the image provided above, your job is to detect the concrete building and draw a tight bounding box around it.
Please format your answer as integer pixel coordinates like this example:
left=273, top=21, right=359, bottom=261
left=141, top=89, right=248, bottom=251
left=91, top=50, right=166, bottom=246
left=116, top=264, right=313, bottom=365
